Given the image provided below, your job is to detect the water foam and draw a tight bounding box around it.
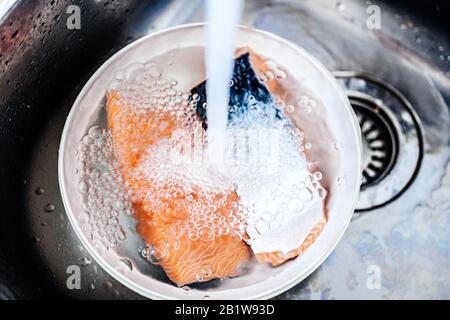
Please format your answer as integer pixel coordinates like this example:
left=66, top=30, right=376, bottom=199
left=76, top=53, right=327, bottom=274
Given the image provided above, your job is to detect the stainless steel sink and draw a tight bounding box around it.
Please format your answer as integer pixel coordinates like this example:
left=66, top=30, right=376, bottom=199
left=0, top=0, right=449, bottom=299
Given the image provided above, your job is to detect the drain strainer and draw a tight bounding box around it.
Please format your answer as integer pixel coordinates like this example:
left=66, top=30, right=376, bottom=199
left=334, top=72, right=424, bottom=211
left=352, top=93, right=399, bottom=188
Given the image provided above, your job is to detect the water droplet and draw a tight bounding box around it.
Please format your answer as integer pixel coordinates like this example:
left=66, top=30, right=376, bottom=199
left=313, top=171, right=323, bottom=180
left=35, top=187, right=44, bottom=195
left=275, top=69, right=287, bottom=79
left=119, top=258, right=133, bottom=271
left=80, top=257, right=92, bottom=266
left=82, top=135, right=93, bottom=145
left=78, top=181, right=88, bottom=193
left=317, top=187, right=327, bottom=199
left=196, top=273, right=204, bottom=281
left=88, top=126, right=103, bottom=139
left=298, top=96, right=316, bottom=113
left=284, top=105, right=295, bottom=113
left=334, top=142, right=341, bottom=151
left=44, top=203, right=55, bottom=212
left=189, top=230, right=199, bottom=241
left=337, top=176, right=346, bottom=186
left=181, top=286, right=189, bottom=292
left=143, top=245, right=164, bottom=265
left=201, top=268, right=212, bottom=278
left=199, top=227, right=214, bottom=242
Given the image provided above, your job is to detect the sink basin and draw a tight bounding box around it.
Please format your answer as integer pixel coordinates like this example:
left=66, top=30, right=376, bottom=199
left=0, top=0, right=449, bottom=299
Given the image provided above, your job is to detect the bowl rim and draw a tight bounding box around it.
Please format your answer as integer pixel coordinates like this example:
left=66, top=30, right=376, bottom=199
left=58, top=22, right=363, bottom=300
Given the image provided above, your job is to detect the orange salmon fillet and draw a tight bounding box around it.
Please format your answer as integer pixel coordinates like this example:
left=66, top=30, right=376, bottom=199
left=106, top=90, right=250, bottom=286
left=236, top=48, right=327, bottom=267
left=254, top=218, right=327, bottom=266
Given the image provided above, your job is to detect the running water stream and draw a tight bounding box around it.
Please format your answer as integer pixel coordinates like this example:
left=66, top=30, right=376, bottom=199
left=205, top=0, right=243, bottom=168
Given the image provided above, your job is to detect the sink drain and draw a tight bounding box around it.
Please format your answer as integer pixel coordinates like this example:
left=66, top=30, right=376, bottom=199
left=351, top=93, right=399, bottom=188
left=334, top=72, right=424, bottom=212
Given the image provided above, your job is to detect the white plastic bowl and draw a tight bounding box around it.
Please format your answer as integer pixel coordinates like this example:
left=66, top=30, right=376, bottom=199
left=59, top=23, right=362, bottom=300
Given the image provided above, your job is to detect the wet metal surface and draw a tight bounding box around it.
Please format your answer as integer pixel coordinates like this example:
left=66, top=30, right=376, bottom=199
left=1, top=0, right=449, bottom=299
